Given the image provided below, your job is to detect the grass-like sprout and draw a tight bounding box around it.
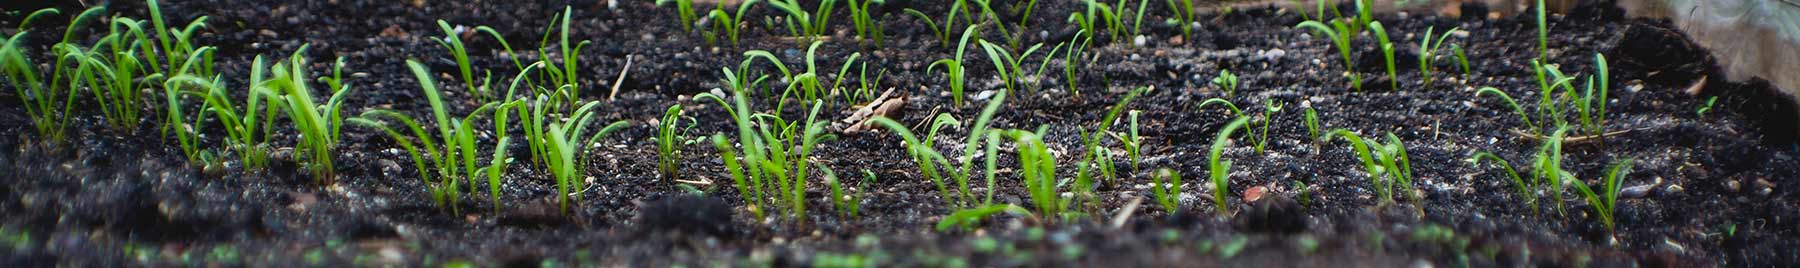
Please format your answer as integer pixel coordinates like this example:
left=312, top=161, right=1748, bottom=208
left=846, top=0, right=887, bottom=47
left=266, top=47, right=355, bottom=183
left=654, top=0, right=699, bottom=32
left=902, top=1, right=965, bottom=48
left=936, top=204, right=1031, bottom=232
left=1060, top=30, right=1094, bottom=95
left=1150, top=168, right=1182, bottom=214
left=1076, top=87, right=1148, bottom=202
left=434, top=20, right=496, bottom=102
left=1368, top=21, right=1398, bottom=90
left=1697, top=96, right=1719, bottom=117
left=705, top=0, right=761, bottom=47
left=160, top=75, right=216, bottom=166
left=656, top=104, right=704, bottom=181
left=169, top=56, right=281, bottom=171
left=1211, top=69, right=1238, bottom=97
left=843, top=61, right=887, bottom=105
left=699, top=82, right=834, bottom=223
left=349, top=60, right=528, bottom=212
left=1466, top=152, right=1538, bottom=216
left=1536, top=127, right=1571, bottom=215
left=1535, top=0, right=1549, bottom=61
left=1208, top=117, right=1252, bottom=216
left=820, top=166, right=867, bottom=220
left=2, top=7, right=106, bottom=145
left=1303, top=107, right=1321, bottom=141
left=1163, top=0, right=1196, bottom=37
left=977, top=40, right=1051, bottom=95
left=1197, top=98, right=1281, bottom=154
left=531, top=6, right=590, bottom=109
left=1417, top=26, right=1460, bottom=87
left=766, top=0, right=837, bottom=43
left=1295, top=20, right=1362, bottom=91
left=1475, top=87, right=1538, bottom=132
left=1570, top=158, right=1634, bottom=234
left=868, top=90, right=1008, bottom=210
left=1323, top=129, right=1416, bottom=206
left=76, top=14, right=168, bottom=130
left=1120, top=110, right=1143, bottom=171
left=931, top=25, right=981, bottom=106
left=1451, top=44, right=1471, bottom=75
left=148, top=0, right=214, bottom=77
left=1572, top=53, right=1610, bottom=135
left=1010, top=127, right=1066, bottom=220
left=741, top=41, right=858, bottom=106
left=1069, top=0, right=1124, bottom=42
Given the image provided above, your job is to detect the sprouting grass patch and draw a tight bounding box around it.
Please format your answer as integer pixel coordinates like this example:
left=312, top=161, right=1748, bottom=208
left=265, top=47, right=356, bottom=183
left=699, top=82, right=834, bottom=223
left=1150, top=168, right=1182, bottom=214
left=1367, top=21, right=1399, bottom=90
left=930, top=25, right=981, bottom=106
left=1208, top=117, right=1252, bottom=216
left=1417, top=26, right=1461, bottom=87
left=1322, top=129, right=1416, bottom=206
left=1295, top=19, right=1362, bottom=91
left=868, top=89, right=1007, bottom=210
left=705, top=0, right=760, bottom=47
left=656, top=104, right=705, bottom=181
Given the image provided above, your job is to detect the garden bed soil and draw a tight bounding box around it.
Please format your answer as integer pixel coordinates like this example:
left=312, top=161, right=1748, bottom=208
left=2, top=0, right=1797, bottom=267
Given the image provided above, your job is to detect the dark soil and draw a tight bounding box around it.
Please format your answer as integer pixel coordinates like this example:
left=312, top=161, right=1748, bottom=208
left=2, top=0, right=1797, bottom=267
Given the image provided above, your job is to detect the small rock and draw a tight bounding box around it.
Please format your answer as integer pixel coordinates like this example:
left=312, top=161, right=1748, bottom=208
left=258, top=29, right=279, bottom=38
left=1727, top=180, right=1741, bottom=192
left=1134, top=35, right=1148, bottom=47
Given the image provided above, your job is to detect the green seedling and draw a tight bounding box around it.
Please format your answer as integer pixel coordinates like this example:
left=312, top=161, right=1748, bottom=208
left=1069, top=0, right=1125, bottom=42
left=846, top=0, right=887, bottom=47
left=1150, top=168, right=1182, bottom=214
left=656, top=104, right=706, bottom=181
left=1571, top=159, right=1634, bottom=234
left=531, top=6, right=590, bottom=110
left=1323, top=129, right=1416, bottom=206
left=1197, top=98, right=1281, bottom=154
left=77, top=14, right=165, bottom=130
left=1076, top=87, right=1148, bottom=202
left=937, top=204, right=1031, bottom=232
left=1697, top=96, right=1719, bottom=117
left=977, top=39, right=1051, bottom=94
left=164, top=56, right=281, bottom=171
left=766, top=0, right=838, bottom=42
left=1164, top=0, right=1196, bottom=37
left=868, top=90, right=1007, bottom=210
left=1211, top=69, right=1238, bottom=97
left=654, top=0, right=699, bottom=32
left=1368, top=21, right=1398, bottom=90
left=434, top=20, right=497, bottom=102
left=1295, top=19, right=1362, bottom=90
left=820, top=165, right=864, bottom=220
left=741, top=41, right=858, bottom=106
left=1208, top=117, right=1252, bottom=216
left=1061, top=30, right=1093, bottom=94
left=1475, top=86, right=1538, bottom=132
left=1304, top=107, right=1321, bottom=140
left=349, top=60, right=509, bottom=212
left=1119, top=110, right=1143, bottom=171
left=931, top=25, right=981, bottom=106
left=902, top=1, right=965, bottom=48
left=1010, top=128, right=1067, bottom=220
left=1451, top=44, right=1471, bottom=75
left=1417, top=26, right=1460, bottom=87
left=1572, top=53, right=1611, bottom=136
left=699, top=81, right=834, bottom=223
left=266, top=47, right=355, bottom=182
left=706, top=0, right=761, bottom=47
left=3, top=7, right=107, bottom=145
left=1466, top=152, right=1538, bottom=216
left=1535, top=0, right=1549, bottom=61
left=148, top=0, right=215, bottom=77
